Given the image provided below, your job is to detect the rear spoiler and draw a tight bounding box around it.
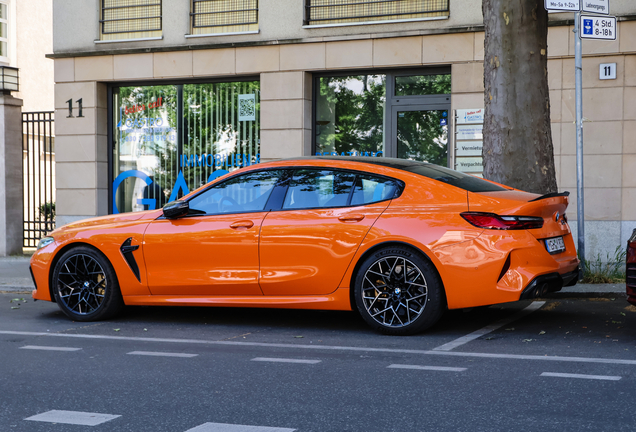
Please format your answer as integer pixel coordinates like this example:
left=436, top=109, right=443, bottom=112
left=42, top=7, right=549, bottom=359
left=529, top=191, right=570, bottom=202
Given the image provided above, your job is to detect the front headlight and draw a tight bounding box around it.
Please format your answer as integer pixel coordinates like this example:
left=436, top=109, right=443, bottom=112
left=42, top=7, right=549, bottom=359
left=37, top=237, right=55, bottom=250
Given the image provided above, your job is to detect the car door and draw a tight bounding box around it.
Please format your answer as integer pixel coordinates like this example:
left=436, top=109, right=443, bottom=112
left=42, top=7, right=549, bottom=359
left=259, top=168, right=401, bottom=296
left=143, top=169, right=284, bottom=296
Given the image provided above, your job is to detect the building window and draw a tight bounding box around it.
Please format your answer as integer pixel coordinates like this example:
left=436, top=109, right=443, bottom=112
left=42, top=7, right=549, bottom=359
left=0, top=2, right=8, bottom=62
left=314, top=71, right=451, bottom=165
left=304, top=0, right=449, bottom=27
left=191, top=0, right=258, bottom=36
left=100, top=0, right=162, bottom=41
left=112, top=80, right=260, bottom=214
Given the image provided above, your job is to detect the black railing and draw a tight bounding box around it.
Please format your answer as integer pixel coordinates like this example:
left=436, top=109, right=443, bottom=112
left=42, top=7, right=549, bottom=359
left=304, top=0, right=449, bottom=25
left=22, top=111, right=55, bottom=248
left=191, top=0, right=258, bottom=30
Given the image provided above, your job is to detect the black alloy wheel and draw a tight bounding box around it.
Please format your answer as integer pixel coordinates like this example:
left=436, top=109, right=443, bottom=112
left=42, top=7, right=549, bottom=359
left=354, top=246, right=445, bottom=335
left=52, top=246, right=124, bottom=321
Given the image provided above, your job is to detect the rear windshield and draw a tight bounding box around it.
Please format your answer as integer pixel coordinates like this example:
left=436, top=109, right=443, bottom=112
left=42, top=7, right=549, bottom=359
left=404, top=164, right=507, bottom=192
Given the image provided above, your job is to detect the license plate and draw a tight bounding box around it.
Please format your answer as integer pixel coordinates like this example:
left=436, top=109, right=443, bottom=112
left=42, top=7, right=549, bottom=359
left=545, top=236, right=565, bottom=254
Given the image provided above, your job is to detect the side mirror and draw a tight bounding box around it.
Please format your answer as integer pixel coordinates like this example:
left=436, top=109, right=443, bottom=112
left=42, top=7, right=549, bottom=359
left=163, top=200, right=189, bottom=219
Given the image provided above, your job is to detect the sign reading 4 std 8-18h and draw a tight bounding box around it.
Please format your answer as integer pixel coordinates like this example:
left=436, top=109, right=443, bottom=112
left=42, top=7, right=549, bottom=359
left=580, top=14, right=617, bottom=40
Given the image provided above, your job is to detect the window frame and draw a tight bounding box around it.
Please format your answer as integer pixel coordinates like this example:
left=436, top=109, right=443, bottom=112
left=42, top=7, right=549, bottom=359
left=99, top=0, right=163, bottom=42
left=312, top=67, right=451, bottom=160
left=303, top=0, right=450, bottom=28
left=0, top=1, right=9, bottom=64
left=177, top=166, right=404, bottom=217
left=188, top=0, right=259, bottom=38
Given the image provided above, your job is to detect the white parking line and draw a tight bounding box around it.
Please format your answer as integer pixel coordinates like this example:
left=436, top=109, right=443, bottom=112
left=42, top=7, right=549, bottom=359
left=20, top=345, right=81, bottom=352
left=432, top=301, right=545, bottom=351
left=24, top=410, right=121, bottom=426
left=185, top=422, right=296, bottom=432
left=127, top=351, right=198, bottom=358
left=540, top=372, right=622, bottom=381
left=251, top=357, right=321, bottom=364
left=3, top=330, right=636, bottom=366
left=388, top=364, right=467, bottom=372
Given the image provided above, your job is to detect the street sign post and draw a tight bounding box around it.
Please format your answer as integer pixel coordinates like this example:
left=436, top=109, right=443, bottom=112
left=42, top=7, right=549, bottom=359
left=580, top=15, right=617, bottom=40
left=582, top=0, right=609, bottom=14
left=544, top=0, right=580, bottom=12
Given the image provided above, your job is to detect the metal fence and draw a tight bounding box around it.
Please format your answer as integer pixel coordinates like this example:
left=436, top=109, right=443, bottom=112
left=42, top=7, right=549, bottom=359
left=22, top=111, right=55, bottom=248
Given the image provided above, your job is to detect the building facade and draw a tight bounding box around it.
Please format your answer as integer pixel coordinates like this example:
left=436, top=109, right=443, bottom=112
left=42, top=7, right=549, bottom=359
left=50, top=0, right=636, bottom=258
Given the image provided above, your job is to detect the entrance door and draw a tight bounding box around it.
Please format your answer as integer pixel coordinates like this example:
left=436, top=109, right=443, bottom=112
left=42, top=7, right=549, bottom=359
left=390, top=105, right=450, bottom=167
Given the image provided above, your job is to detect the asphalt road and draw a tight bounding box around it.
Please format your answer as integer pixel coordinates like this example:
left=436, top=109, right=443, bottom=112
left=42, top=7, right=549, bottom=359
left=1, top=293, right=635, bottom=432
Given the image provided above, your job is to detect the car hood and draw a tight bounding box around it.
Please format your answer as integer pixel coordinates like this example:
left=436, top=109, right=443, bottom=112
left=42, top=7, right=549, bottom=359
left=51, top=210, right=163, bottom=235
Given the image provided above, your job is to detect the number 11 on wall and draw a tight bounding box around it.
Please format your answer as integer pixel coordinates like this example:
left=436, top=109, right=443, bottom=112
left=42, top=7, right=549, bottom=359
left=66, top=98, right=84, bottom=118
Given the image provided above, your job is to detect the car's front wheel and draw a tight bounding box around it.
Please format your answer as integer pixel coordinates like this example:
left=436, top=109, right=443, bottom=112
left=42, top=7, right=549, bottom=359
left=353, top=246, right=445, bottom=335
left=52, top=246, right=124, bottom=321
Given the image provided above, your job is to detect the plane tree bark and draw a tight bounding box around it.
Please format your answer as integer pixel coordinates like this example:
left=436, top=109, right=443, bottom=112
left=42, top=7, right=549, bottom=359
left=482, top=0, right=557, bottom=194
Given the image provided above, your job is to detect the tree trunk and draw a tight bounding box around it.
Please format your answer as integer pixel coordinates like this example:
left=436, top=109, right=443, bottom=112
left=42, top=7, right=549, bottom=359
left=482, top=0, right=557, bottom=194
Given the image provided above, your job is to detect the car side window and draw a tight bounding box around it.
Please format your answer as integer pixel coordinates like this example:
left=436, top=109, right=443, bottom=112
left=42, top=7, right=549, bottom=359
left=188, top=170, right=283, bottom=215
left=283, top=169, right=356, bottom=210
left=350, top=174, right=399, bottom=206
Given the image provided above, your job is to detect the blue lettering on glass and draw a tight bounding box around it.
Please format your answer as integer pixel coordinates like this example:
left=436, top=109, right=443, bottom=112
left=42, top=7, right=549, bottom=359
left=180, top=153, right=260, bottom=168
left=168, top=171, right=190, bottom=203
left=315, top=151, right=383, bottom=157
left=112, top=155, right=261, bottom=214
left=112, top=170, right=154, bottom=214
left=122, top=117, right=164, bottom=129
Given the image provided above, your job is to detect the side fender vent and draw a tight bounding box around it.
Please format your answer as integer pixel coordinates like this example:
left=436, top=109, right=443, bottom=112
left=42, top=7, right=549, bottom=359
left=497, top=253, right=511, bottom=282
left=120, top=237, right=141, bottom=282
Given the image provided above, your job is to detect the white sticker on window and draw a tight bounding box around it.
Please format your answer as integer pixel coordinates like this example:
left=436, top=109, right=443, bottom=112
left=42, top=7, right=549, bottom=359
left=238, top=94, right=256, bottom=121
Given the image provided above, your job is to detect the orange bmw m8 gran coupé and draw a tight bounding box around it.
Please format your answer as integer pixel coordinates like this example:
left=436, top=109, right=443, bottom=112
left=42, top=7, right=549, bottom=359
left=30, top=157, right=579, bottom=335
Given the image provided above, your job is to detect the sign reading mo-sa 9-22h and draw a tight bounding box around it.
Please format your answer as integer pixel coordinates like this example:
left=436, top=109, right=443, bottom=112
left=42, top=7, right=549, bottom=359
left=544, top=0, right=580, bottom=12
left=580, top=15, right=617, bottom=40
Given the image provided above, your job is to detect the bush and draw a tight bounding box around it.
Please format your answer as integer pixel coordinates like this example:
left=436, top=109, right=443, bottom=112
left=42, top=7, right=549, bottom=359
left=39, top=201, right=55, bottom=220
left=579, top=246, right=626, bottom=284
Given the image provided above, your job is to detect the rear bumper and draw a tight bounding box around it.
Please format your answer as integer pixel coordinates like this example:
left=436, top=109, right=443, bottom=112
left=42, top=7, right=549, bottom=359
left=519, top=268, right=579, bottom=300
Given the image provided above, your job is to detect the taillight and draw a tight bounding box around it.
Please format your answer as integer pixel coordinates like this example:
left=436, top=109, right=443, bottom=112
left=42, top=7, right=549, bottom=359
left=461, top=212, right=544, bottom=230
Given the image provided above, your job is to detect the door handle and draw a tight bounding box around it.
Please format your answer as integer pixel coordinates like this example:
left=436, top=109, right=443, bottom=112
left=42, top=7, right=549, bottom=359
left=338, top=214, right=365, bottom=223
left=230, top=220, right=254, bottom=229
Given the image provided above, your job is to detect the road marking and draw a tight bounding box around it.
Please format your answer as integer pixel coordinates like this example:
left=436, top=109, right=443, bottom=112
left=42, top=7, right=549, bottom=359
left=3, top=330, right=636, bottom=366
left=540, top=372, right=622, bottom=381
left=24, top=410, right=121, bottom=426
left=252, top=357, right=321, bottom=364
left=20, top=345, right=81, bottom=352
left=185, top=423, right=296, bottom=432
left=388, top=364, right=467, bottom=372
left=432, top=301, right=546, bottom=351
left=127, top=351, right=198, bottom=358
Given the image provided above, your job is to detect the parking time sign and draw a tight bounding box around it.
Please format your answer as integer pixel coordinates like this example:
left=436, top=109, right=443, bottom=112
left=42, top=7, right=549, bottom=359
left=580, top=15, right=616, bottom=40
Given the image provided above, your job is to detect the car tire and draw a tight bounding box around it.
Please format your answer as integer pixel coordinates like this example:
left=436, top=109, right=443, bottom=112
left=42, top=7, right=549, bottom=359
left=353, top=246, right=445, bottom=335
left=51, top=246, right=124, bottom=322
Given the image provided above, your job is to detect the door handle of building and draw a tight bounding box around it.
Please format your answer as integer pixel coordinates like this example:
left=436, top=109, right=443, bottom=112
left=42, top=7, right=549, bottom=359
left=230, top=220, right=254, bottom=229
left=338, top=214, right=365, bottom=223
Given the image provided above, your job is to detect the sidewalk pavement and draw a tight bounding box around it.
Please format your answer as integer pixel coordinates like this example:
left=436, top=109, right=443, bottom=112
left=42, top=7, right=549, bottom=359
left=0, top=255, right=627, bottom=297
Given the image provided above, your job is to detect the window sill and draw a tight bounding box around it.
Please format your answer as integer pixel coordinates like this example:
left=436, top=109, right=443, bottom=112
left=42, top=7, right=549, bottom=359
left=302, top=16, right=448, bottom=29
left=95, top=36, right=163, bottom=44
left=185, top=30, right=260, bottom=39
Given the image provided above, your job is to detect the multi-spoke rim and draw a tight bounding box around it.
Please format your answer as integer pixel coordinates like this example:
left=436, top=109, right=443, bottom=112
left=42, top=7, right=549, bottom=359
left=361, top=256, right=428, bottom=328
left=56, top=254, right=107, bottom=315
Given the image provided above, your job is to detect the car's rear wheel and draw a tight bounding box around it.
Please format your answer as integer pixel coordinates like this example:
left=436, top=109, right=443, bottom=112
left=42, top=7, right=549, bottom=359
left=52, top=247, right=124, bottom=321
left=354, top=246, right=444, bottom=335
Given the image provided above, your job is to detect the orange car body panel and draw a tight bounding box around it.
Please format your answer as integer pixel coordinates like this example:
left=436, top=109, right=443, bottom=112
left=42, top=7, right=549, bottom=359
left=143, top=213, right=267, bottom=296
left=31, top=157, right=579, bottom=312
left=259, top=202, right=389, bottom=296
